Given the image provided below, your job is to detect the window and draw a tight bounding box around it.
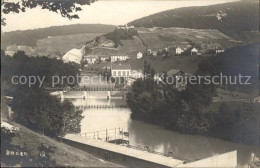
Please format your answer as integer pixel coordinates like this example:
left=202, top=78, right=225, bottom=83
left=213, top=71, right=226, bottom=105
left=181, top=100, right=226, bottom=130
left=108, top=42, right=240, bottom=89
left=113, top=71, right=116, bottom=76
left=127, top=71, right=130, bottom=76
left=118, top=71, right=121, bottom=76
left=123, top=71, right=126, bottom=76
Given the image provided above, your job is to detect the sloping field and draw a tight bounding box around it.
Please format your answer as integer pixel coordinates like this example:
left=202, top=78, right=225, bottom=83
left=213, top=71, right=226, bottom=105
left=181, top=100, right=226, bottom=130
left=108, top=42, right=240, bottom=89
left=37, top=33, right=103, bottom=55
left=91, top=36, right=145, bottom=58
left=138, top=27, right=244, bottom=52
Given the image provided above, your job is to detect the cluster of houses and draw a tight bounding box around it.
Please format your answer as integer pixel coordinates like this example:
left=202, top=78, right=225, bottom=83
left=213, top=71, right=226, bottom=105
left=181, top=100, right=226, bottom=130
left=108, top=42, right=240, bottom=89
left=117, top=24, right=135, bottom=30
left=147, top=46, right=200, bottom=57
left=82, top=44, right=224, bottom=67
left=83, top=52, right=143, bottom=65
left=102, top=64, right=144, bottom=86
left=147, top=46, right=224, bottom=57
left=5, top=44, right=37, bottom=57
left=102, top=63, right=190, bottom=91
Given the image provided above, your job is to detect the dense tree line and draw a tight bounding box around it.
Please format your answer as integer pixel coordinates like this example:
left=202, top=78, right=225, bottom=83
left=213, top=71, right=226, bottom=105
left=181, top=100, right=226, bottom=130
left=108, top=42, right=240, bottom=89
left=127, top=62, right=215, bottom=134
left=1, top=51, right=83, bottom=137
left=10, top=87, right=83, bottom=136
left=2, top=51, right=80, bottom=89
left=127, top=46, right=259, bottom=144
left=105, top=28, right=139, bottom=48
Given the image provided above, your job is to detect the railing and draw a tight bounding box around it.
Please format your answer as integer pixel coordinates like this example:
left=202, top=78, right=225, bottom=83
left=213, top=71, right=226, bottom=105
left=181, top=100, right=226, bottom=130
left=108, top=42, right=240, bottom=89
left=76, top=105, right=128, bottom=108
left=45, top=87, right=131, bottom=91
left=77, top=128, right=191, bottom=162
left=78, top=128, right=127, bottom=142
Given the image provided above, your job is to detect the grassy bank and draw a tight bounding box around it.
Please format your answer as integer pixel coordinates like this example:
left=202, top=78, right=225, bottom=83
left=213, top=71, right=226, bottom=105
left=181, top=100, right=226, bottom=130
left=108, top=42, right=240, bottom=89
left=1, top=120, right=123, bottom=167
left=1, top=97, right=123, bottom=167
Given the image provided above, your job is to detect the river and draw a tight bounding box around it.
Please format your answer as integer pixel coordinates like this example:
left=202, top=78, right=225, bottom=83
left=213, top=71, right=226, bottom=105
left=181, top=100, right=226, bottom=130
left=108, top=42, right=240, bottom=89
left=66, top=90, right=259, bottom=168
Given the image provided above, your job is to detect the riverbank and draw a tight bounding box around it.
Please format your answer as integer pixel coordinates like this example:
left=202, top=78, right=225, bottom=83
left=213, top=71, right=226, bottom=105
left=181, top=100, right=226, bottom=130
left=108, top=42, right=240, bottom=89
left=1, top=97, right=123, bottom=167
left=129, top=100, right=259, bottom=146
left=1, top=120, right=123, bottom=167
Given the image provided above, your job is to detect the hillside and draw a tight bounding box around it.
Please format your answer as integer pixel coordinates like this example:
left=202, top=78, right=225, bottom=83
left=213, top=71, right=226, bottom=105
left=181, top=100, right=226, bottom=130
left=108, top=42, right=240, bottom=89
left=136, top=27, right=243, bottom=53
left=2, top=24, right=116, bottom=49
left=128, top=1, right=259, bottom=42
left=1, top=97, right=122, bottom=167
left=83, top=28, right=146, bottom=59
left=37, top=33, right=103, bottom=55
left=1, top=121, right=123, bottom=167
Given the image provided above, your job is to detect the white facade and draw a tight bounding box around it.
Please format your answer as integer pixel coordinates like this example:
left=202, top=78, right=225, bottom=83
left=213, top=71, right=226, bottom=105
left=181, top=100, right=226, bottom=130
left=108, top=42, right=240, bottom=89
left=100, top=57, right=108, bottom=61
left=5, top=51, right=15, bottom=57
left=253, top=97, right=260, bottom=103
left=176, top=47, right=184, bottom=55
left=191, top=47, right=198, bottom=55
left=112, top=69, right=131, bottom=77
left=117, top=25, right=135, bottom=30
left=111, top=64, right=131, bottom=77
left=101, top=42, right=114, bottom=47
left=148, top=49, right=157, bottom=56
left=110, top=55, right=129, bottom=62
left=84, top=56, right=97, bottom=64
left=216, top=49, right=225, bottom=53
left=130, top=70, right=143, bottom=79
left=137, top=52, right=143, bottom=59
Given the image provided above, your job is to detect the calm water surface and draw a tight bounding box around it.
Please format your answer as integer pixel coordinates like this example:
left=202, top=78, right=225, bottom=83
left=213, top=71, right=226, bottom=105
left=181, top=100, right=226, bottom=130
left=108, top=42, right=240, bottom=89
left=67, top=91, right=259, bottom=168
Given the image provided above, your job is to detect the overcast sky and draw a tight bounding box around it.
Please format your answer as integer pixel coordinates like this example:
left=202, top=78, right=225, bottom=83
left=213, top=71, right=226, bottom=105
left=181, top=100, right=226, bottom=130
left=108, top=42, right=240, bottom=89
left=2, top=0, right=237, bottom=32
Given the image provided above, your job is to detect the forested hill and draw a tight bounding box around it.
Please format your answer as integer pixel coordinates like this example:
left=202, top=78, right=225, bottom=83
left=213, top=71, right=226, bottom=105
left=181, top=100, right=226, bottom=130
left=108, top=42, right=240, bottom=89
left=2, top=24, right=116, bottom=49
left=128, top=1, right=259, bottom=42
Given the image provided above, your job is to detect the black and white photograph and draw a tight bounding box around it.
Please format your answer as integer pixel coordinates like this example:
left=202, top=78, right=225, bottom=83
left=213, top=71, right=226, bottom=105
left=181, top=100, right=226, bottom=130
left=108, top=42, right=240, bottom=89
left=1, top=0, right=259, bottom=167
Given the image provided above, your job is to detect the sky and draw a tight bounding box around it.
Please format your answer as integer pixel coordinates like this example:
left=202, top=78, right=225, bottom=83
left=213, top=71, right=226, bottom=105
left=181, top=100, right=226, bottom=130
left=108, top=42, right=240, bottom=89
left=2, top=0, right=237, bottom=32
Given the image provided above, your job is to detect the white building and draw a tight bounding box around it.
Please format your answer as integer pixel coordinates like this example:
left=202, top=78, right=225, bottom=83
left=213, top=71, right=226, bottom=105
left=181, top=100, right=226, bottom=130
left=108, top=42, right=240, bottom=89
left=216, top=49, right=225, bottom=53
left=253, top=97, right=260, bottom=103
left=191, top=47, right=198, bottom=55
left=130, top=70, right=143, bottom=79
left=84, top=55, right=97, bottom=64
left=176, top=47, right=184, bottom=55
left=137, top=52, right=143, bottom=59
left=5, top=51, right=15, bottom=57
left=110, top=55, right=129, bottom=62
left=117, top=25, right=128, bottom=30
left=99, top=55, right=109, bottom=61
left=101, top=41, right=114, bottom=47
left=148, top=49, right=157, bottom=57
left=117, top=25, right=134, bottom=30
left=111, top=64, right=131, bottom=77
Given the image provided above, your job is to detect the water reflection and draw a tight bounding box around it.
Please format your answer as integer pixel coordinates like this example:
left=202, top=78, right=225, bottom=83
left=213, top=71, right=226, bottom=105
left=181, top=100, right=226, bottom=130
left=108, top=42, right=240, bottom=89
left=68, top=92, right=259, bottom=168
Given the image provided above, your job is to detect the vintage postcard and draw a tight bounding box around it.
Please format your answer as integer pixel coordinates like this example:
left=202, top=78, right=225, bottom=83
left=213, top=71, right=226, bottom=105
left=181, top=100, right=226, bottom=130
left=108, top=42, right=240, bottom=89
left=1, top=0, right=259, bottom=167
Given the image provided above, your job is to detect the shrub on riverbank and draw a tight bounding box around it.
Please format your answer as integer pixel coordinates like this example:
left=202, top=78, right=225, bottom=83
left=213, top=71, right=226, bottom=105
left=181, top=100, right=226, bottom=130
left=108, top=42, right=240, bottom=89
left=127, top=57, right=259, bottom=145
